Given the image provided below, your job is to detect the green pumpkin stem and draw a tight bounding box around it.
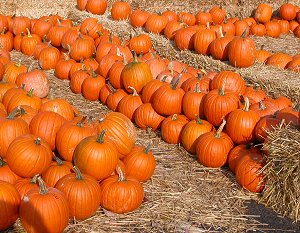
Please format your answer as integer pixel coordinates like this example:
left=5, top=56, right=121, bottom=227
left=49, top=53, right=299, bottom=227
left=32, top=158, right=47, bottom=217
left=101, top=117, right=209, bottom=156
left=15, top=60, right=22, bottom=67
left=73, top=166, right=83, bottom=180
left=117, top=167, right=126, bottom=182
left=7, top=107, right=23, bottom=119
left=171, top=114, right=178, bottom=121
left=77, top=116, right=87, bottom=127
left=242, top=97, right=250, bottom=112
left=37, top=176, right=48, bottom=195
left=219, top=78, right=227, bottom=96
left=196, top=115, right=203, bottom=124
left=171, top=74, right=181, bottom=90
left=144, top=144, right=152, bottom=154
left=96, top=130, right=106, bottom=144
left=34, top=138, right=42, bottom=145
left=128, top=86, right=138, bottom=96
left=0, top=157, right=6, bottom=167
left=241, top=28, right=249, bottom=38
left=132, top=50, right=139, bottom=63
left=54, top=156, right=64, bottom=166
left=30, top=174, right=39, bottom=184
left=27, top=88, right=34, bottom=97
left=194, top=83, right=200, bottom=93
left=214, top=119, right=226, bottom=138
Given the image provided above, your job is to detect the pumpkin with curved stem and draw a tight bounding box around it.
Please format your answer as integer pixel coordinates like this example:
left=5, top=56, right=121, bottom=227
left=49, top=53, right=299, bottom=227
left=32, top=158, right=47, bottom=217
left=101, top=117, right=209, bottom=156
left=203, top=83, right=240, bottom=126
left=121, top=52, right=153, bottom=94
left=14, top=175, right=39, bottom=199
left=210, top=28, right=234, bottom=61
left=161, top=114, right=189, bottom=144
left=0, top=180, right=21, bottom=231
left=74, top=130, right=119, bottom=181
left=228, top=144, right=261, bottom=173
left=0, top=158, right=20, bottom=184
left=182, top=83, right=206, bottom=120
left=100, top=167, right=144, bottom=214
left=82, top=71, right=106, bottom=101
left=56, top=116, right=96, bottom=162
left=134, top=103, right=165, bottom=132
left=4, top=60, right=27, bottom=83
left=123, top=144, right=156, bottom=182
left=0, top=108, right=29, bottom=158
left=20, top=28, right=41, bottom=56
left=29, top=111, right=66, bottom=151
left=255, top=117, right=281, bottom=142
left=55, top=166, right=101, bottom=220
left=181, top=116, right=214, bottom=154
left=6, top=134, right=53, bottom=178
left=20, top=177, right=69, bottom=233
left=254, top=3, right=273, bottom=23
left=86, top=0, right=107, bottom=15
left=228, top=29, right=256, bottom=68
left=96, top=112, right=137, bottom=159
left=42, top=156, right=73, bottom=187
left=196, top=120, right=234, bottom=168
left=235, top=153, right=265, bottom=193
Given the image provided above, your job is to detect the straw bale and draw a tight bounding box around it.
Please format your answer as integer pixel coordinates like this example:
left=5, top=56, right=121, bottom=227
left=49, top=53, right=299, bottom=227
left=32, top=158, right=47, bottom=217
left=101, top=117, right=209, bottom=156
left=260, top=124, right=300, bottom=222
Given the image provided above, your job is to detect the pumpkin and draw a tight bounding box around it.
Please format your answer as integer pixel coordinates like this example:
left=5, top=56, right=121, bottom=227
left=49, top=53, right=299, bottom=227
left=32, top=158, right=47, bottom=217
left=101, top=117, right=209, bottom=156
left=164, top=20, right=184, bottom=40
left=111, top=1, right=131, bottom=20
left=31, top=19, right=52, bottom=38
left=174, top=26, right=199, bottom=51
left=0, top=158, right=20, bottom=184
left=195, top=12, right=213, bottom=25
left=243, top=85, right=267, bottom=104
left=228, top=29, right=256, bottom=68
left=250, top=23, right=266, bottom=36
left=203, top=84, right=240, bottom=126
left=178, top=12, right=196, bottom=26
left=42, top=156, right=73, bottom=187
left=55, top=166, right=101, bottom=220
left=19, top=28, right=41, bottom=56
left=14, top=175, right=39, bottom=200
left=279, top=20, right=290, bottom=34
left=151, top=78, right=185, bottom=116
left=4, top=60, right=27, bottom=83
left=161, top=114, right=189, bottom=144
left=209, top=6, right=226, bottom=25
left=145, top=14, right=168, bottom=34
left=70, top=69, right=90, bottom=94
left=130, top=9, right=151, bottom=28
left=12, top=16, right=31, bottom=35
left=107, top=58, right=126, bottom=89
left=6, top=134, right=53, bottom=178
left=56, top=116, right=96, bottom=162
left=121, top=52, right=153, bottom=93
left=141, top=78, right=168, bottom=103
left=0, top=180, right=21, bottom=231
left=19, top=177, right=69, bottom=233
left=182, top=83, right=206, bottom=120
left=235, top=153, right=265, bottom=193
left=254, top=3, right=273, bottom=23
left=74, top=130, right=119, bottom=181
left=228, top=144, right=261, bottom=173
left=100, top=167, right=144, bottom=214
left=61, top=28, right=79, bottom=49
left=272, top=95, right=293, bottom=111
left=123, top=144, right=156, bottom=182
left=47, top=21, right=69, bottom=47
left=209, top=28, right=234, bottom=61
left=134, top=103, right=165, bottom=132
left=0, top=108, right=29, bottom=158
left=226, top=97, right=260, bottom=144
left=129, top=34, right=152, bottom=55
left=38, top=45, right=61, bottom=70
left=0, top=14, right=8, bottom=32
left=286, top=57, right=300, bottom=72
left=69, top=34, right=95, bottom=62
left=12, top=105, right=37, bottom=125
left=77, top=0, right=88, bottom=10
left=221, top=21, right=236, bottom=36
left=181, top=73, right=210, bottom=92
left=0, top=28, right=14, bottom=51
left=276, top=107, right=299, bottom=126
left=86, top=0, right=107, bottom=15
left=280, top=3, right=297, bottom=21
left=181, top=116, right=214, bottom=154
left=81, top=71, right=106, bottom=101
left=80, top=17, right=104, bottom=39
left=146, top=54, right=167, bottom=79
left=196, top=120, right=234, bottom=168
left=99, top=84, right=112, bottom=104
left=210, top=70, right=245, bottom=95
left=265, top=21, right=281, bottom=38
left=96, top=112, right=137, bottom=159
left=54, top=54, right=77, bottom=80
left=105, top=86, right=127, bottom=111
left=249, top=100, right=277, bottom=118
left=255, top=116, right=281, bottom=142
left=193, top=26, right=217, bottom=55
left=96, top=52, right=123, bottom=78
left=29, top=111, right=66, bottom=151
left=32, top=37, right=49, bottom=59
left=255, top=46, right=272, bottom=63
left=265, top=53, right=293, bottom=69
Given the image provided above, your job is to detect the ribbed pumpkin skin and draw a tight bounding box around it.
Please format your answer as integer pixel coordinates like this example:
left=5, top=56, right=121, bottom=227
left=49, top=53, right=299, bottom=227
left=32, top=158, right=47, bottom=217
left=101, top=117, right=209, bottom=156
left=194, top=29, right=217, bottom=55
left=55, top=171, right=101, bottom=220
left=235, top=153, right=265, bottom=193
left=255, top=117, right=281, bottom=142
left=209, top=35, right=234, bottom=61
left=39, top=98, right=75, bottom=121
left=14, top=176, right=39, bottom=199
left=56, top=119, right=97, bottom=162
left=100, top=174, right=144, bottom=214
left=19, top=184, right=69, bottom=233
left=0, top=161, right=20, bottom=184
left=6, top=134, right=53, bottom=178
left=228, top=35, right=256, bottom=68
left=141, top=79, right=168, bottom=103
left=74, top=134, right=119, bottom=181
left=203, top=89, right=240, bottom=126
left=121, top=58, right=153, bottom=94
left=181, top=118, right=214, bottom=154
left=254, top=3, right=273, bottom=23
left=196, top=130, right=234, bottom=168
left=161, top=114, right=189, bottom=144
left=182, top=88, right=206, bottom=120
left=0, top=181, right=21, bottom=231
left=97, top=112, right=137, bottom=159
left=123, top=145, right=156, bottom=182
left=265, top=53, right=293, bottom=69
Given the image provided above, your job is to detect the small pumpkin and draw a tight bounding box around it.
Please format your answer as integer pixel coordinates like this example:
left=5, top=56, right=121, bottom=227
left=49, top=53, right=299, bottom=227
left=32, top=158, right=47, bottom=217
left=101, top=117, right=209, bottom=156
left=111, top=1, right=132, bottom=21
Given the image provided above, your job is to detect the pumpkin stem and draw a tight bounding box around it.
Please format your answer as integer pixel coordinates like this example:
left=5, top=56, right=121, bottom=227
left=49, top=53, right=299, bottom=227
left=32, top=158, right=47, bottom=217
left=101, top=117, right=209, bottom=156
left=77, top=116, right=87, bottom=127
left=167, top=62, right=174, bottom=75
left=214, top=119, right=226, bottom=138
left=258, top=101, right=266, bottom=110
left=73, top=166, right=83, bottom=180
left=42, top=34, right=47, bottom=43
left=219, top=78, right=226, bottom=96
left=54, top=156, right=64, bottom=166
left=194, top=83, right=200, bottom=93
left=34, top=138, right=42, bottom=145
left=206, top=21, right=210, bottom=29
left=242, top=97, right=250, bottom=112
left=37, top=176, right=49, bottom=195
left=96, top=130, right=106, bottom=144
left=196, top=115, right=203, bottom=124
left=219, top=26, right=224, bottom=37
left=27, top=88, right=34, bottom=97
left=27, top=61, right=36, bottom=72
left=7, top=107, right=23, bottom=119
left=30, top=174, right=39, bottom=184
left=171, top=114, right=178, bottom=121
left=117, top=167, right=126, bottom=182
left=107, top=82, right=116, bottom=93
left=0, top=157, right=6, bottom=167
left=161, top=75, right=168, bottom=83
left=17, top=106, right=26, bottom=116
left=128, top=86, right=139, bottom=96
left=241, top=28, right=249, bottom=38
left=144, top=144, right=152, bottom=154
left=26, top=28, right=32, bottom=37
left=132, top=50, right=139, bottom=63
left=171, top=74, right=182, bottom=90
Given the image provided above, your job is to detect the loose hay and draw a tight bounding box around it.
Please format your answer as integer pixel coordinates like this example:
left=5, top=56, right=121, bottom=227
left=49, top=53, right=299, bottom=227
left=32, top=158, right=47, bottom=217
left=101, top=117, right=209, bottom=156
left=260, top=125, right=300, bottom=222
